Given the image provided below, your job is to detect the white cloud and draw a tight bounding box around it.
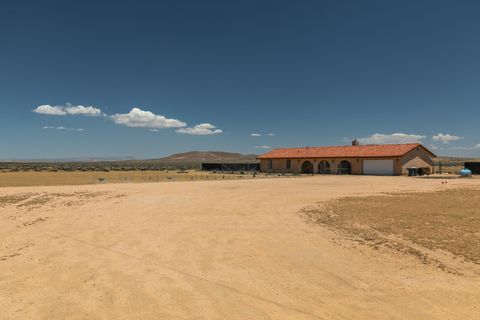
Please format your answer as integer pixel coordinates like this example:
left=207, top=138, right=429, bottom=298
left=176, top=123, right=222, bottom=135
left=450, top=144, right=480, bottom=151
left=450, top=146, right=472, bottom=150
left=64, top=105, right=102, bottom=116
left=42, top=126, right=84, bottom=131
left=432, top=133, right=463, bottom=144
left=255, top=145, right=272, bottom=149
left=34, top=104, right=102, bottom=116
left=357, top=133, right=425, bottom=144
left=34, top=105, right=67, bottom=115
left=251, top=132, right=275, bottom=137
left=111, top=107, right=186, bottom=129
left=428, top=144, right=441, bottom=150
left=35, top=105, right=226, bottom=136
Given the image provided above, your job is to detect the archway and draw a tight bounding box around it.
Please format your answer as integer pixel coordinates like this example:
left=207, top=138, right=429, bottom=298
left=338, top=160, right=351, bottom=175
left=301, top=161, right=313, bottom=174
left=318, top=160, right=330, bottom=174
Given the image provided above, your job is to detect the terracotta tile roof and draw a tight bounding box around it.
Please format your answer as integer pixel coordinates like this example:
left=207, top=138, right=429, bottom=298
left=258, top=143, right=435, bottom=159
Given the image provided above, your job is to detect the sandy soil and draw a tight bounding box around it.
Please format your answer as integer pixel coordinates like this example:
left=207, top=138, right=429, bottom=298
left=1, top=176, right=480, bottom=319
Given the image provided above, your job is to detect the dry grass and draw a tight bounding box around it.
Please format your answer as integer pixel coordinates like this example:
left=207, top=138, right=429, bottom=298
left=302, top=188, right=480, bottom=267
left=0, top=193, right=36, bottom=207
left=0, top=170, right=267, bottom=187
left=0, top=191, right=109, bottom=212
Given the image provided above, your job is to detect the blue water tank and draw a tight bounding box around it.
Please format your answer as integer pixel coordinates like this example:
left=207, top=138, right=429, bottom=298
left=460, top=168, right=472, bottom=177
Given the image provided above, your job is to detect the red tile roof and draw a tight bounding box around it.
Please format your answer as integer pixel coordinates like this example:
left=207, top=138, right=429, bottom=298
left=258, top=143, right=435, bottom=159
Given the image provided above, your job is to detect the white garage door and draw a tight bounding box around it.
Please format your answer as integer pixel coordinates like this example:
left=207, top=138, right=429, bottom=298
left=363, top=160, right=394, bottom=175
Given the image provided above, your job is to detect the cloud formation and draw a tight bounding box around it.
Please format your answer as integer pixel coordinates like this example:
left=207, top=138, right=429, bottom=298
left=34, top=104, right=102, bottom=116
left=251, top=132, right=275, bottom=137
left=255, top=145, right=272, bottom=149
left=450, top=144, right=480, bottom=151
left=176, top=123, right=222, bottom=135
left=432, top=133, right=463, bottom=144
left=34, top=105, right=223, bottom=136
left=34, top=105, right=67, bottom=115
left=358, top=133, right=425, bottom=144
left=450, top=146, right=472, bottom=150
left=110, top=107, right=186, bottom=129
left=64, top=105, right=102, bottom=116
left=42, top=126, right=84, bottom=131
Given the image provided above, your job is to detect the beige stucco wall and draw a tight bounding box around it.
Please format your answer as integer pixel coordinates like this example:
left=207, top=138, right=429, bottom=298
left=259, top=158, right=363, bottom=174
left=399, top=146, right=434, bottom=174
left=259, top=146, right=434, bottom=175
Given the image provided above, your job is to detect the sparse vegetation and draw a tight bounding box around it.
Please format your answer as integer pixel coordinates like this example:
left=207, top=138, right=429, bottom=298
left=0, top=160, right=198, bottom=173
left=303, top=188, right=480, bottom=268
left=0, top=170, right=275, bottom=187
left=0, top=151, right=259, bottom=173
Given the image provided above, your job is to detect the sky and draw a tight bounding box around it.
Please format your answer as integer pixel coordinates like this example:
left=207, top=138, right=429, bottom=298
left=1, top=0, right=480, bottom=159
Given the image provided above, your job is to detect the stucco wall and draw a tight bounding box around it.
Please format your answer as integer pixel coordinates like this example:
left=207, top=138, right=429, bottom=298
left=260, top=158, right=363, bottom=174
left=399, top=147, right=434, bottom=174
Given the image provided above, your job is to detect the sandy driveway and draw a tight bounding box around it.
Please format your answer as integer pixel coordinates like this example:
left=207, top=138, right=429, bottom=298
left=1, top=176, right=480, bottom=319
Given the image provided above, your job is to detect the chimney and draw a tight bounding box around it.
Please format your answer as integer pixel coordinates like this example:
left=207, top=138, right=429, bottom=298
left=352, top=139, right=359, bottom=146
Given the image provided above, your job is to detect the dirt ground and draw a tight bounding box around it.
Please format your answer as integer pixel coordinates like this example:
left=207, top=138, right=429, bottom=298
left=1, top=176, right=480, bottom=319
left=302, top=188, right=480, bottom=273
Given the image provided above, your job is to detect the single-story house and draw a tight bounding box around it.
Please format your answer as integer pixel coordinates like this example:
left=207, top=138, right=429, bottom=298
left=257, top=143, right=435, bottom=175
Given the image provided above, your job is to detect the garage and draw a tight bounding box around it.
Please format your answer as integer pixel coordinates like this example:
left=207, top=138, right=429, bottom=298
left=363, top=159, right=394, bottom=176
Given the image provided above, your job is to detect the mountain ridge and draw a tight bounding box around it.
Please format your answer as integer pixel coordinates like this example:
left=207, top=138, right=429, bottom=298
left=148, top=151, right=259, bottom=163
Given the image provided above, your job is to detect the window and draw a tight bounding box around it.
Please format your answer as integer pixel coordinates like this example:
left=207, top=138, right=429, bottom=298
left=268, top=159, right=273, bottom=170
left=286, top=159, right=291, bottom=169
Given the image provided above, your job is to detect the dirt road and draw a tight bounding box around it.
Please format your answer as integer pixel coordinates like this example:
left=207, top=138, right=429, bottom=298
left=1, top=176, right=480, bottom=319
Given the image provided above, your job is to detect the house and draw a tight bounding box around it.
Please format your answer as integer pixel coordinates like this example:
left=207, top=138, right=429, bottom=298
left=257, top=143, right=435, bottom=175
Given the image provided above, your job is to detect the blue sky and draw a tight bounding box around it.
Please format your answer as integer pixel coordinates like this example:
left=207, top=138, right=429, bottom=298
left=1, top=0, right=480, bottom=159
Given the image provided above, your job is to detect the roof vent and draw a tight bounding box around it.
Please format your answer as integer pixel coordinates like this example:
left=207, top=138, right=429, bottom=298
left=352, top=139, right=359, bottom=146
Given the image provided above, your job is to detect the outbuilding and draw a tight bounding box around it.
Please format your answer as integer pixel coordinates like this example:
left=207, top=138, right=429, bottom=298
left=257, top=143, right=435, bottom=176
left=201, top=162, right=260, bottom=172
left=464, top=162, right=480, bottom=175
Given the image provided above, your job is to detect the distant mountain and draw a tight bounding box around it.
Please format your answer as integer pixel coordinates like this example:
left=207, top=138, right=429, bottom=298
left=0, top=156, right=136, bottom=163
left=149, top=151, right=259, bottom=163
left=1, top=152, right=259, bottom=164
left=435, top=156, right=480, bottom=164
